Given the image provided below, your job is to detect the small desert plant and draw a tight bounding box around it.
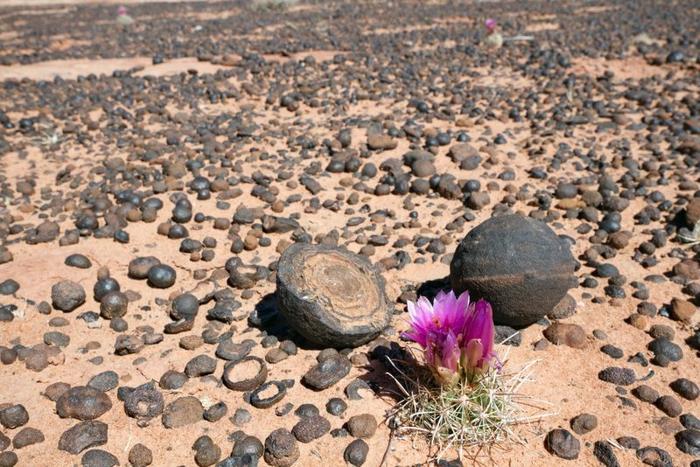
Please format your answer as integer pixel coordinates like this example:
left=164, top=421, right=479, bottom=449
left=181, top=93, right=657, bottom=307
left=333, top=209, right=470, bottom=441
left=388, top=290, right=547, bottom=461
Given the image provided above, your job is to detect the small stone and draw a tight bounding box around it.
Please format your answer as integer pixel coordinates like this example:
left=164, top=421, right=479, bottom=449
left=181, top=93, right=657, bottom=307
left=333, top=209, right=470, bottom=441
left=545, top=429, right=580, bottom=460
left=670, top=378, right=699, bottom=401
left=543, top=323, right=586, bottom=349
left=123, top=382, right=164, bottom=420
left=56, top=386, right=112, bottom=420
left=162, top=396, right=203, bottom=428
left=326, top=398, right=347, bottom=416
left=655, top=395, right=683, bottom=417
left=303, top=354, right=351, bottom=390
left=570, top=413, right=597, bottom=435
left=593, top=440, right=620, bottom=467
left=0, top=404, right=29, bottom=429
left=58, top=421, right=108, bottom=454
left=185, top=355, right=217, bottom=378
left=128, top=444, right=153, bottom=467
left=264, top=428, right=299, bottom=467
left=670, top=298, right=696, bottom=323
left=292, top=415, right=331, bottom=443
left=12, top=427, right=44, bottom=449
left=88, top=371, right=119, bottom=392
left=636, top=446, right=673, bottom=467
left=598, top=367, right=636, bottom=386
left=81, top=449, right=119, bottom=467
left=632, top=385, right=660, bottom=403
left=346, top=414, right=377, bottom=439
left=193, top=435, right=221, bottom=467
left=675, top=429, right=700, bottom=456
left=344, top=439, right=369, bottom=466
left=52, top=280, right=86, bottom=312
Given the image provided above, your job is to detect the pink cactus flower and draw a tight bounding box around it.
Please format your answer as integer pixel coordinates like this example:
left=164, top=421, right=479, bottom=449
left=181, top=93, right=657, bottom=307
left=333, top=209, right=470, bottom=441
left=117, top=5, right=128, bottom=16
left=485, top=18, right=497, bottom=34
left=402, top=290, right=497, bottom=385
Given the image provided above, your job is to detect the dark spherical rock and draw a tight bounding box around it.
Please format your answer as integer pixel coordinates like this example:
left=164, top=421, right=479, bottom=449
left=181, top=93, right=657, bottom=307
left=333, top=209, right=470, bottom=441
left=450, top=215, right=576, bottom=327
left=99, top=291, right=128, bottom=319
left=147, top=264, right=176, bottom=288
left=277, top=243, right=390, bottom=348
left=344, top=439, right=369, bottom=466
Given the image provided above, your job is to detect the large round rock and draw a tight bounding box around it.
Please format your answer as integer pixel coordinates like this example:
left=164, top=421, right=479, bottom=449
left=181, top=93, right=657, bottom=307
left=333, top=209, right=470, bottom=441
left=276, top=243, right=391, bottom=348
left=450, top=214, right=577, bottom=327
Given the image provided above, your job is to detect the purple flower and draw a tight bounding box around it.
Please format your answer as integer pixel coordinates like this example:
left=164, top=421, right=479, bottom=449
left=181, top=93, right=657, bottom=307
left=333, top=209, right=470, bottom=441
left=462, top=299, right=496, bottom=372
left=485, top=18, right=497, bottom=33
left=403, top=290, right=497, bottom=385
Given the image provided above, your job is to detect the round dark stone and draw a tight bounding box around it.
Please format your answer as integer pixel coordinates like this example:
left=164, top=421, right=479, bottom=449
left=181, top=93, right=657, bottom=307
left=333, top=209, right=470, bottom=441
left=171, top=293, right=199, bottom=320
left=93, top=278, right=120, bottom=302
left=344, top=439, right=369, bottom=466
left=264, top=428, right=299, bottom=467
left=326, top=398, right=347, bottom=416
left=99, top=291, right=128, bottom=319
left=147, top=264, right=176, bottom=288
left=598, top=367, right=636, bottom=386
left=65, top=254, right=92, bottom=269
left=450, top=214, right=577, bottom=327
left=0, top=279, right=19, bottom=295
left=232, top=435, right=263, bottom=458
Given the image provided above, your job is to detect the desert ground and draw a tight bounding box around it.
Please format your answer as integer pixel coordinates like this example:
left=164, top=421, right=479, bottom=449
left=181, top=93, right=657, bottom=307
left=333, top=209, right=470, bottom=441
left=0, top=0, right=698, bottom=466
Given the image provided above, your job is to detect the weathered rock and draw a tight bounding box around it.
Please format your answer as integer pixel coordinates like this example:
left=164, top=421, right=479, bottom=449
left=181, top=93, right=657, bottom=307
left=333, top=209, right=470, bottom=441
left=56, top=386, right=112, bottom=420
left=277, top=243, right=391, bottom=348
left=162, top=396, right=203, bottom=428
left=58, top=421, right=108, bottom=454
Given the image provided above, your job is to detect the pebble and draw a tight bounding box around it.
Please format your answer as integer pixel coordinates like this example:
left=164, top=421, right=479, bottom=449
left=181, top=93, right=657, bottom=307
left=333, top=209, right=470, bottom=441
left=264, top=428, right=299, bottom=467
left=570, top=413, right=597, bottom=435
left=598, top=367, right=636, bottom=386
left=51, top=280, right=86, bottom=312
left=346, top=414, right=377, bottom=439
left=162, top=396, right=203, bottom=428
left=292, top=415, right=331, bottom=442
left=81, top=449, right=119, bottom=467
left=670, top=378, right=699, bottom=401
left=128, top=444, right=153, bottom=467
left=0, top=404, right=28, bottom=429
left=545, top=429, right=580, bottom=460
left=58, top=421, right=108, bottom=454
left=344, top=439, right=369, bottom=466
left=303, top=354, right=351, bottom=390
left=56, top=386, right=112, bottom=420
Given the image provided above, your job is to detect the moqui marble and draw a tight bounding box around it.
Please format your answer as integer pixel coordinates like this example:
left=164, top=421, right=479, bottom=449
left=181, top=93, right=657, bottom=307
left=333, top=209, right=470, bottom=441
left=450, top=214, right=577, bottom=327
